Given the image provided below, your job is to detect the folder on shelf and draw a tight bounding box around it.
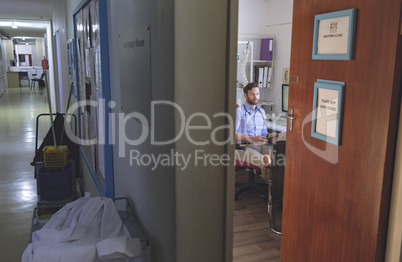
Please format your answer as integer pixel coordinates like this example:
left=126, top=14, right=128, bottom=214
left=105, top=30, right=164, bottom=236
left=267, top=66, right=273, bottom=88
left=263, top=67, right=268, bottom=88
left=260, top=38, right=273, bottom=61
left=258, top=67, right=264, bottom=87
left=254, top=66, right=259, bottom=83
left=254, top=65, right=262, bottom=85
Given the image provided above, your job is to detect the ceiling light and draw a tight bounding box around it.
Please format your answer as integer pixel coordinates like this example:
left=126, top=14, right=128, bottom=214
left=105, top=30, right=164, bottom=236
left=0, top=20, right=49, bottom=28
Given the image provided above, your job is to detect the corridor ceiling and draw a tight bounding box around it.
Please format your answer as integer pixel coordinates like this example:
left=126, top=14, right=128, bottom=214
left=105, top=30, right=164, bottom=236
left=0, top=0, right=55, bottom=38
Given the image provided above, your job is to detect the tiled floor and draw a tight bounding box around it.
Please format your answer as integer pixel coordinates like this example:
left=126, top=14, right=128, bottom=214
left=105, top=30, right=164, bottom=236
left=0, top=87, right=50, bottom=261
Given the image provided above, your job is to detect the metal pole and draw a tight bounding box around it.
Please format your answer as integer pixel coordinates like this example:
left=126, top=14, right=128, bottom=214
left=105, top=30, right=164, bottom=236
left=44, top=70, right=57, bottom=149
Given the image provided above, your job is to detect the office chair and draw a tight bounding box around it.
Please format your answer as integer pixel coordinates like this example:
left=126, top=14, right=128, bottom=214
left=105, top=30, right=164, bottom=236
left=235, top=145, right=269, bottom=201
left=31, top=72, right=46, bottom=89
left=267, top=140, right=286, bottom=234
left=18, top=71, right=30, bottom=87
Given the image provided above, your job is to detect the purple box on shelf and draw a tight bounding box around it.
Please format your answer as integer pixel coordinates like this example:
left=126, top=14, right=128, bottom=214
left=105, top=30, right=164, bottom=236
left=260, top=38, right=273, bottom=61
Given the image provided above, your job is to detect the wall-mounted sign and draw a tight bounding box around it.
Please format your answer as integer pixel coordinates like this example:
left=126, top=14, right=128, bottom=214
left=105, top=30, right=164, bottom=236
left=312, top=9, right=357, bottom=60
left=311, top=79, right=345, bottom=145
left=119, top=23, right=151, bottom=122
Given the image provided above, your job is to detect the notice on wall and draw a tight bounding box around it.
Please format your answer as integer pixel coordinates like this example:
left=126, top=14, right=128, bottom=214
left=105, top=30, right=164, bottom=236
left=119, top=23, right=151, bottom=122
left=317, top=16, right=350, bottom=55
left=315, top=88, right=339, bottom=139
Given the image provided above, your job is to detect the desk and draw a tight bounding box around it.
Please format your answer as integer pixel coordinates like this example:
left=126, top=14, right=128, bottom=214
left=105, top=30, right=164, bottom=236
left=7, top=72, right=19, bottom=88
left=9, top=66, right=44, bottom=76
left=266, top=117, right=287, bottom=133
left=258, top=101, right=275, bottom=113
left=259, top=101, right=275, bottom=106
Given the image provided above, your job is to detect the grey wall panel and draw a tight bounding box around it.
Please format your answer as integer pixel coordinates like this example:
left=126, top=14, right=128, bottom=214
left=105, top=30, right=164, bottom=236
left=108, top=1, right=175, bottom=261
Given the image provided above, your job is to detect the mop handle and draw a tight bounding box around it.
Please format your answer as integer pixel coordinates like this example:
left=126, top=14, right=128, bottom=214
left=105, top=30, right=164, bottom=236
left=44, top=70, right=58, bottom=149
left=60, top=82, right=74, bottom=145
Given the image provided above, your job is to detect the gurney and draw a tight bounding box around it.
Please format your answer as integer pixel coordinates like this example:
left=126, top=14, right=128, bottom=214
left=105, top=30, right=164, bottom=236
left=24, top=197, right=149, bottom=262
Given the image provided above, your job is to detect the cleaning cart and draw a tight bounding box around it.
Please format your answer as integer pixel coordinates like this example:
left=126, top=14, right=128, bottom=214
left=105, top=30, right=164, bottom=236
left=31, top=112, right=79, bottom=207
left=31, top=77, right=81, bottom=207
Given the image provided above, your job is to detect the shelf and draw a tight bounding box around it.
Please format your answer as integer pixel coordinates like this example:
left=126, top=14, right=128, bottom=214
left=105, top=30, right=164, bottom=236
left=238, top=33, right=275, bottom=39
left=237, top=36, right=274, bottom=88
left=254, top=60, right=272, bottom=63
left=237, top=60, right=272, bottom=63
left=259, top=101, right=275, bottom=106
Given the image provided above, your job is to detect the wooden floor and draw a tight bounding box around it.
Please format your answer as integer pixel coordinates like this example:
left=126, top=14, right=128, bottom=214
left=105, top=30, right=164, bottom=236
left=233, top=171, right=282, bottom=262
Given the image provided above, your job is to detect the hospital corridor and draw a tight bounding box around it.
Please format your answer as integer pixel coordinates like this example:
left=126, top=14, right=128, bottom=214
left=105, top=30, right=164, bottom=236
left=0, top=87, right=48, bottom=260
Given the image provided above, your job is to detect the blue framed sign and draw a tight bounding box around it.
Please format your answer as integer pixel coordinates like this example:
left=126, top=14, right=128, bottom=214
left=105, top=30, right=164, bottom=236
left=73, top=0, right=114, bottom=198
left=311, top=79, right=345, bottom=145
left=312, top=9, right=357, bottom=60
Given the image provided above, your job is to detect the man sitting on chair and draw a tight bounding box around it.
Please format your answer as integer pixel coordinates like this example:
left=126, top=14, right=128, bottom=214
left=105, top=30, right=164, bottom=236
left=235, top=82, right=277, bottom=177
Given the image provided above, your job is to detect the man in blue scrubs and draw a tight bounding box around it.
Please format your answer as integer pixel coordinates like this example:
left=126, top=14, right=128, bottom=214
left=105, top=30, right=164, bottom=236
left=235, top=82, right=277, bottom=180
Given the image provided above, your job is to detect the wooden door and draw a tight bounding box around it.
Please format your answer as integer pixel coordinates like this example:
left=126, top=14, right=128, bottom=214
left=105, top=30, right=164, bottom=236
left=282, top=0, right=402, bottom=261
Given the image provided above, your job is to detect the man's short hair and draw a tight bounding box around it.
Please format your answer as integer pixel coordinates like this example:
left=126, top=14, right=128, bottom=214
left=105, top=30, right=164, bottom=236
left=243, top=82, right=259, bottom=94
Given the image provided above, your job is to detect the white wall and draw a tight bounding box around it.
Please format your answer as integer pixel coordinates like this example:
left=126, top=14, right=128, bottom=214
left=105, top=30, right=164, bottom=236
left=237, top=0, right=268, bottom=109
left=36, top=39, right=44, bottom=64
left=263, top=0, right=293, bottom=116
left=238, top=0, right=266, bottom=35
left=52, top=0, right=70, bottom=113
left=15, top=45, right=31, bottom=54
left=31, top=43, right=39, bottom=66
left=44, top=21, right=57, bottom=114
left=4, top=39, right=13, bottom=60
left=65, top=0, right=82, bottom=40
left=238, top=0, right=293, bottom=116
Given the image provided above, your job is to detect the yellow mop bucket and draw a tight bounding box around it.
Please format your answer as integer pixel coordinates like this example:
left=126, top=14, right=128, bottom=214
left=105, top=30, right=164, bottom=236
left=43, top=145, right=69, bottom=168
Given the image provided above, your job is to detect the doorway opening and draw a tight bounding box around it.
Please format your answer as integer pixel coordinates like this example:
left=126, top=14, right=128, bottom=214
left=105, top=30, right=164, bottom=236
left=18, top=54, right=32, bottom=66
left=232, top=0, right=293, bottom=261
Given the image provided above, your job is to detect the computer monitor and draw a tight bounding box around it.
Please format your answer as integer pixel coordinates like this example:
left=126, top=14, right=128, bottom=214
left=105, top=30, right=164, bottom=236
left=282, top=84, right=289, bottom=112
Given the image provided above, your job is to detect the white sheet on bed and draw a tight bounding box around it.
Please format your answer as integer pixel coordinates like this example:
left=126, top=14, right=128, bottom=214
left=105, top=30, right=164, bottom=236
left=22, top=197, right=141, bottom=262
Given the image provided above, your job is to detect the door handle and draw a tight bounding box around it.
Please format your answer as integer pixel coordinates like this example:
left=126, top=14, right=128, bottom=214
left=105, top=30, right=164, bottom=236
left=287, top=108, right=295, bottom=131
